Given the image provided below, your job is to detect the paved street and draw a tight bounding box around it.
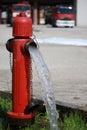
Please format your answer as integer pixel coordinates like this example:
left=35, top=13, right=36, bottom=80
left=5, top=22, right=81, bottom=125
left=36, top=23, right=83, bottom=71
left=0, top=24, right=87, bottom=111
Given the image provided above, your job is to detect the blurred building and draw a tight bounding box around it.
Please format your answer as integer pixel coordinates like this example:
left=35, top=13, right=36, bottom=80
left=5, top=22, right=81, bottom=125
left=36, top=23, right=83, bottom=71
left=0, top=0, right=87, bottom=26
left=77, top=0, right=87, bottom=27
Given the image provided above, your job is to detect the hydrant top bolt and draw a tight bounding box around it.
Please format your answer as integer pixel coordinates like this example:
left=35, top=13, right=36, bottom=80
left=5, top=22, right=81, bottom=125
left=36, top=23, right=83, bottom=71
left=19, top=12, right=26, bottom=17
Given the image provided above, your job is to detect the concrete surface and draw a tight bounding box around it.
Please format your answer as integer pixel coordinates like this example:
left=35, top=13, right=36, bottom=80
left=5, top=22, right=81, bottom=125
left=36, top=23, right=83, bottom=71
left=0, top=24, right=87, bottom=111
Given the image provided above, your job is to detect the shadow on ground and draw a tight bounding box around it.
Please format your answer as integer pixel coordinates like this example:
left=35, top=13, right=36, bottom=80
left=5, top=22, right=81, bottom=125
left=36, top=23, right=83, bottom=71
left=0, top=91, right=12, bottom=99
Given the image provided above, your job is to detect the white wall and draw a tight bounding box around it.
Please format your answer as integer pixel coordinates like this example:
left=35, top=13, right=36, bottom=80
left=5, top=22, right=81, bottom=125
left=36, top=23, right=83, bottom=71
left=77, top=0, right=87, bottom=26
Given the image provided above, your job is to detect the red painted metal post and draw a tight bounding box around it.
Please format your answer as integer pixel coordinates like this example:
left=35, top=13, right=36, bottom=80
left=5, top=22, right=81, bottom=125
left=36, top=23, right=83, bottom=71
left=6, top=12, right=34, bottom=127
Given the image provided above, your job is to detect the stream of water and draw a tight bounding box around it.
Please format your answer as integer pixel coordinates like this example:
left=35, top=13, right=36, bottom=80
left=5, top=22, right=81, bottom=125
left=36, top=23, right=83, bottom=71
left=29, top=45, right=59, bottom=130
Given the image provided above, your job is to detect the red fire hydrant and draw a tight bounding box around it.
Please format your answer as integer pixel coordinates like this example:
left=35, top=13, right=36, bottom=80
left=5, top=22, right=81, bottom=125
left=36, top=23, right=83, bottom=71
left=6, top=12, right=36, bottom=129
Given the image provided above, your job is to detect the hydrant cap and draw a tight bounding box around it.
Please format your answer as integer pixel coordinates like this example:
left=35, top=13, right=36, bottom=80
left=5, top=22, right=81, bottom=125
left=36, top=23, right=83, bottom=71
left=13, top=12, right=32, bottom=37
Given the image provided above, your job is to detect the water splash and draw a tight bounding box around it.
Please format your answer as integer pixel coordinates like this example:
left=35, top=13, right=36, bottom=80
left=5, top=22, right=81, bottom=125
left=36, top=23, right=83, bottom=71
left=29, top=45, right=59, bottom=130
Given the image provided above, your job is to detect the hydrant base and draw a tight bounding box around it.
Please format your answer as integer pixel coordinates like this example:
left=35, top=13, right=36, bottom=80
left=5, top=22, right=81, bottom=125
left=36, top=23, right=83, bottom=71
left=7, top=112, right=35, bottom=127
left=7, top=111, right=34, bottom=119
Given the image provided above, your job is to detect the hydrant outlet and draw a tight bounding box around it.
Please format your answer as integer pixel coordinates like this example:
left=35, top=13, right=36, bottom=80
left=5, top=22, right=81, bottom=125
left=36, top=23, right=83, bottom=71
left=25, top=40, right=37, bottom=55
left=6, top=38, right=13, bottom=52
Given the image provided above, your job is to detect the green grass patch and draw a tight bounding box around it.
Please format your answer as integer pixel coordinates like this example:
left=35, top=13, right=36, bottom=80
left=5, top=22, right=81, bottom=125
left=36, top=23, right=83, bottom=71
left=0, top=96, right=12, bottom=118
left=59, top=111, right=87, bottom=130
left=0, top=95, right=87, bottom=130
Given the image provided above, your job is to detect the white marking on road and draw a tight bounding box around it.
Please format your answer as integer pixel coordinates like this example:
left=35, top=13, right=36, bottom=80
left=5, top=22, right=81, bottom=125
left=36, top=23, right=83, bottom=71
left=37, top=37, right=87, bottom=46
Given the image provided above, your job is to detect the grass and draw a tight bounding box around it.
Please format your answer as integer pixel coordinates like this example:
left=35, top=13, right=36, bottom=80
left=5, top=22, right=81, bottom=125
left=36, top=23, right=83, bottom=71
left=0, top=95, right=87, bottom=130
left=0, top=97, right=11, bottom=118
left=29, top=113, right=50, bottom=130
left=59, top=111, right=87, bottom=130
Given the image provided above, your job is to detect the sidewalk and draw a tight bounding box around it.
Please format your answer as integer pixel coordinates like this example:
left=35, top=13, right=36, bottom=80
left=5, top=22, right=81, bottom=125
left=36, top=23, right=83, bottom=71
left=33, top=25, right=87, bottom=40
left=0, top=24, right=87, bottom=111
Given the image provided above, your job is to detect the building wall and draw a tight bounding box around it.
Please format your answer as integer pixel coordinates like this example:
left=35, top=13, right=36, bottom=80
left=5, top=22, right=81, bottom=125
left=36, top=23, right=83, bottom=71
left=77, top=0, right=87, bottom=26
